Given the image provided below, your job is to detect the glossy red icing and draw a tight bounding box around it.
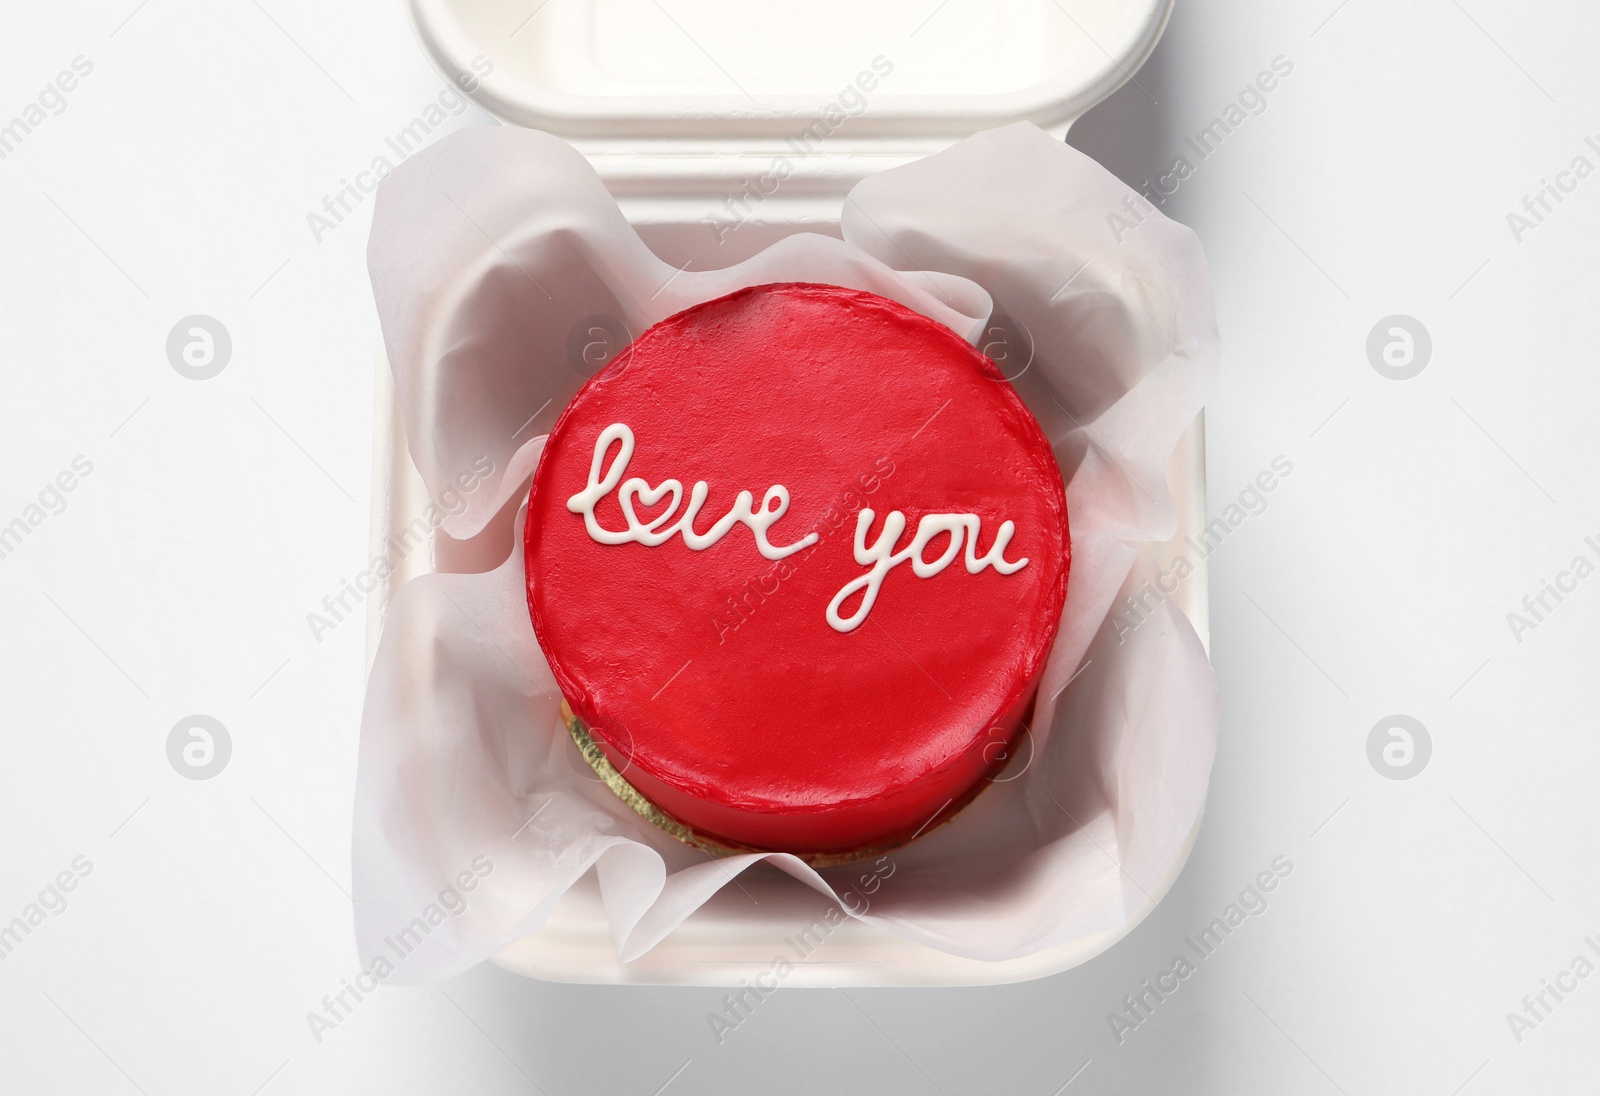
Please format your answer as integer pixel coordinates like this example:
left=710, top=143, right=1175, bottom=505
left=524, top=283, right=1069, bottom=854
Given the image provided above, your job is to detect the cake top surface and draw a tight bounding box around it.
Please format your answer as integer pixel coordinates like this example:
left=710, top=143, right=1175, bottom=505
left=524, top=282, right=1068, bottom=820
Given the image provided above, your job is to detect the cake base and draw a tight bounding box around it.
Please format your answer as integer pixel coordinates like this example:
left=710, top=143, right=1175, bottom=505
left=560, top=701, right=992, bottom=868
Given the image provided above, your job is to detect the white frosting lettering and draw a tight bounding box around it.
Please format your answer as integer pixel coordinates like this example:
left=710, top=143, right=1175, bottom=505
left=825, top=509, right=1028, bottom=634
left=567, top=423, right=818, bottom=561
left=566, top=423, right=1030, bottom=634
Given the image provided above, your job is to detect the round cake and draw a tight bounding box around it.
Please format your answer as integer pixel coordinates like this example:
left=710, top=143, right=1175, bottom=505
left=523, top=283, right=1069, bottom=857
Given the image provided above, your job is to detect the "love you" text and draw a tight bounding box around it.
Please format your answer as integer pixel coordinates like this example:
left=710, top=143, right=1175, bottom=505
left=566, top=423, right=1028, bottom=633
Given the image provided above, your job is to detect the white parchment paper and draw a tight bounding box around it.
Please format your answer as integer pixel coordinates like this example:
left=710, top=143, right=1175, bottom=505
left=355, top=122, right=1219, bottom=980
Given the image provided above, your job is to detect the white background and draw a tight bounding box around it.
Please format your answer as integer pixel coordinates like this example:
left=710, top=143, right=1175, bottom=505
left=2, top=1, right=1597, bottom=1093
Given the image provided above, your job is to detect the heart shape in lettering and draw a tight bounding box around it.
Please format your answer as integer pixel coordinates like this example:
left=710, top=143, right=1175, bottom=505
left=618, top=477, right=684, bottom=541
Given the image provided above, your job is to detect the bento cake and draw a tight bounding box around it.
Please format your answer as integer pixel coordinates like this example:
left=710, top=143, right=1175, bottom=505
left=524, top=283, right=1069, bottom=857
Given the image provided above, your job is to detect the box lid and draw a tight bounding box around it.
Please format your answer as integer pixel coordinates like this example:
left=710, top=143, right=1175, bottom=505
left=408, top=0, right=1169, bottom=209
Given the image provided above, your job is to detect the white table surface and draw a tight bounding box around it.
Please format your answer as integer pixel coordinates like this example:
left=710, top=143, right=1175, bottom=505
left=2, top=1, right=1596, bottom=1093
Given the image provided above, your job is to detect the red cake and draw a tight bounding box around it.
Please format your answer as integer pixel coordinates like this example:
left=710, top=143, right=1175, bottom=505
left=523, top=283, right=1069, bottom=857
